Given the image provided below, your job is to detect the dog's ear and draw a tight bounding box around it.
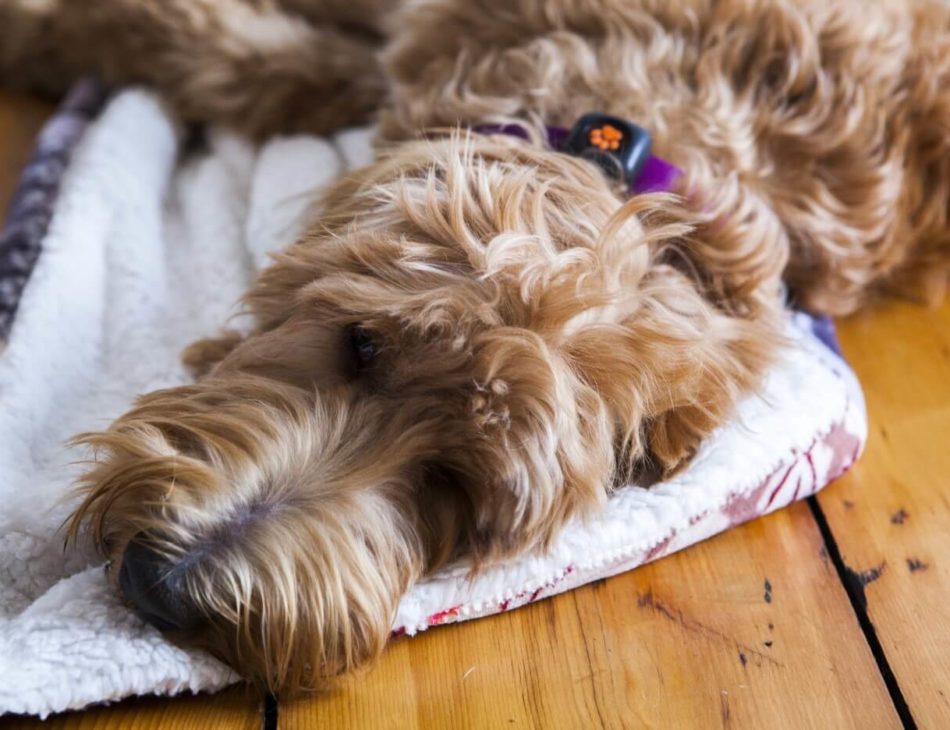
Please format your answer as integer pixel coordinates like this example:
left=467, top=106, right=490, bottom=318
left=182, top=331, right=245, bottom=379
left=565, top=195, right=786, bottom=480
left=452, top=330, right=612, bottom=560
left=568, top=264, right=780, bottom=481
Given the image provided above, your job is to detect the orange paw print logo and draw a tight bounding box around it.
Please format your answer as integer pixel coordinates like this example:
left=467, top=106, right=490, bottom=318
left=589, top=124, right=623, bottom=151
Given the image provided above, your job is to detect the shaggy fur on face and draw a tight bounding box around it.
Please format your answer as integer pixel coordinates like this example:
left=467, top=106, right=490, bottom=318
left=4, top=0, right=949, bottom=694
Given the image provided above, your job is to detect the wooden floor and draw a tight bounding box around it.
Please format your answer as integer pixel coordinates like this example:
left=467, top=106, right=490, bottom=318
left=3, top=92, right=947, bottom=729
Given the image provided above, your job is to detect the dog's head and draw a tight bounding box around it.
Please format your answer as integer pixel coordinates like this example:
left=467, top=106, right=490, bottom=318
left=68, top=133, right=781, bottom=692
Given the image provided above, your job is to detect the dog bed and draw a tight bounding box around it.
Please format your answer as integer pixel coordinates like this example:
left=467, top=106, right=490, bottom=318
left=0, top=86, right=867, bottom=718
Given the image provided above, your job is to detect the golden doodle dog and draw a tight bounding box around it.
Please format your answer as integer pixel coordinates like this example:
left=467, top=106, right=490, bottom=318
left=2, top=0, right=948, bottom=693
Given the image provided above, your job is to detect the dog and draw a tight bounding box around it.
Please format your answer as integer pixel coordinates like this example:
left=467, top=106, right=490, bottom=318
left=2, top=0, right=948, bottom=694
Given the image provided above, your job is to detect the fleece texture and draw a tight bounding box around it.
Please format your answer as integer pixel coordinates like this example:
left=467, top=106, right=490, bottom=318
left=0, top=90, right=866, bottom=718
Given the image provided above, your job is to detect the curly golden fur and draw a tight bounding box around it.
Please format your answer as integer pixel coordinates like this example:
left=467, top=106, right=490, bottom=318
left=3, top=0, right=948, bottom=695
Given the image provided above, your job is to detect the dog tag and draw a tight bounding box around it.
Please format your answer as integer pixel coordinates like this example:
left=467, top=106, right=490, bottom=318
left=564, top=113, right=653, bottom=188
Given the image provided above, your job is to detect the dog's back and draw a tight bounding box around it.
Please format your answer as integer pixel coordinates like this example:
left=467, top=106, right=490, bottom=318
left=380, top=0, right=950, bottom=314
left=0, top=0, right=397, bottom=136
left=5, top=0, right=946, bottom=313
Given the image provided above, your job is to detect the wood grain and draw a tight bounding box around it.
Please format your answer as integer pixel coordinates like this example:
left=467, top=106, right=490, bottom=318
left=819, top=298, right=950, bottom=728
left=3, top=687, right=263, bottom=730
left=281, top=502, right=898, bottom=730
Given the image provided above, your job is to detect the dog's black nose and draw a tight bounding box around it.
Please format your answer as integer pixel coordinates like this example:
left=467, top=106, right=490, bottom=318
left=119, top=537, right=201, bottom=632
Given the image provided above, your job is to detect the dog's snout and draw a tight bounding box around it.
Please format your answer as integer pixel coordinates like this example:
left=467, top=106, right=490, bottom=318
left=119, top=537, right=201, bottom=633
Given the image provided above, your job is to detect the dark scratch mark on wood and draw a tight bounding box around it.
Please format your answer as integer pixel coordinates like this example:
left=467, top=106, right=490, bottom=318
left=856, top=563, right=885, bottom=586
left=637, top=591, right=783, bottom=667
left=842, top=561, right=886, bottom=613
left=569, top=596, right=607, bottom=729
left=879, top=426, right=889, bottom=443
left=738, top=652, right=747, bottom=667
left=907, top=558, right=929, bottom=573
left=843, top=499, right=855, bottom=510
left=720, top=693, right=731, bottom=727
left=763, top=640, right=773, bottom=648
left=890, top=509, right=909, bottom=525
left=763, top=578, right=772, bottom=604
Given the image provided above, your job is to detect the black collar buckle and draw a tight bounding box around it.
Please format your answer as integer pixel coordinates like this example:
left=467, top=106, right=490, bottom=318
left=563, top=113, right=654, bottom=188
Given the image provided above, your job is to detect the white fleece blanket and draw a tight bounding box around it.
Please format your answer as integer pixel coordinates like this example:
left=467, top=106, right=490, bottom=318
left=0, top=91, right=867, bottom=718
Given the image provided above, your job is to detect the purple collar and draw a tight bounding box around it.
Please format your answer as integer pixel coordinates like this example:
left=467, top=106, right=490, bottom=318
left=474, top=116, right=682, bottom=195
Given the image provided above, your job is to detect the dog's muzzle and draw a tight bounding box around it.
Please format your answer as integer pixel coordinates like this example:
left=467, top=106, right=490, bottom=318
left=119, top=537, right=202, bottom=633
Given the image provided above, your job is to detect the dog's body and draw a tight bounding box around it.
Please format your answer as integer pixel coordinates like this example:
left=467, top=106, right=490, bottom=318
left=3, top=0, right=949, bottom=693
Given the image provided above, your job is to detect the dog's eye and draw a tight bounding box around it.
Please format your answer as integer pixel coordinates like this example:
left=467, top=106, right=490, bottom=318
left=347, top=325, right=377, bottom=370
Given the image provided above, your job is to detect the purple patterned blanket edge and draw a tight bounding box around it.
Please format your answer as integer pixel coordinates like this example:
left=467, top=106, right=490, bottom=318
left=0, top=78, right=108, bottom=343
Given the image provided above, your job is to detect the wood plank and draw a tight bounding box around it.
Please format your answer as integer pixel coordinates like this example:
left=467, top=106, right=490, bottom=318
left=3, top=687, right=263, bottom=730
left=0, top=90, right=53, bottom=214
left=819, top=297, right=950, bottom=727
left=282, top=501, right=898, bottom=729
